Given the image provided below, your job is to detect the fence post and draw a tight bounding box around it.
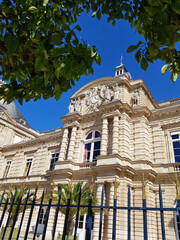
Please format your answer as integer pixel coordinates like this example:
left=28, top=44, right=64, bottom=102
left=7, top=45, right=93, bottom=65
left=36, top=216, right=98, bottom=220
left=142, top=174, right=148, bottom=240
left=128, top=185, right=131, bottom=240
left=1, top=188, right=17, bottom=240
left=73, top=188, right=81, bottom=240
left=33, top=189, right=45, bottom=240
left=16, top=189, right=30, bottom=240
left=112, top=177, right=118, bottom=240
left=85, top=178, right=94, bottom=240
left=159, top=184, right=166, bottom=240
left=52, top=187, right=62, bottom=240
left=98, top=185, right=104, bottom=240
left=42, top=198, right=52, bottom=240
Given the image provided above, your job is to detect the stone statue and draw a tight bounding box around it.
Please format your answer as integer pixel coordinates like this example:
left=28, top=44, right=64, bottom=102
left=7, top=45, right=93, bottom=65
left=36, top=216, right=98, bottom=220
left=104, top=86, right=111, bottom=103
left=132, top=89, right=139, bottom=106
left=68, top=100, right=75, bottom=113
left=85, top=90, right=92, bottom=106
left=75, top=97, right=81, bottom=112
left=113, top=83, right=120, bottom=100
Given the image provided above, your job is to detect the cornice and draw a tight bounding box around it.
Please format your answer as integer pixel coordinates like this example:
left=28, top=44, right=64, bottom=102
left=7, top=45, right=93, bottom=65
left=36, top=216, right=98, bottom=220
left=1, top=130, right=62, bottom=152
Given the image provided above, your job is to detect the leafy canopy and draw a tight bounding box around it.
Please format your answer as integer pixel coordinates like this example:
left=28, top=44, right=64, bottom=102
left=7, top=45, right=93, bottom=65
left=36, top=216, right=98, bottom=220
left=0, top=0, right=179, bottom=104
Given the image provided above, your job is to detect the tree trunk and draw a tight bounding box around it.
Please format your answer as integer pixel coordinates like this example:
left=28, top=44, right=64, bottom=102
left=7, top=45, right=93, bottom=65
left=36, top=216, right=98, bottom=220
left=66, top=219, right=75, bottom=236
left=7, top=216, right=14, bottom=227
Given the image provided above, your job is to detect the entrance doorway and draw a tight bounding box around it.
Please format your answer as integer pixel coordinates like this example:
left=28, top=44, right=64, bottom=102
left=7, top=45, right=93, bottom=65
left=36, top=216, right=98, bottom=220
left=37, top=208, right=47, bottom=235
left=74, top=214, right=94, bottom=240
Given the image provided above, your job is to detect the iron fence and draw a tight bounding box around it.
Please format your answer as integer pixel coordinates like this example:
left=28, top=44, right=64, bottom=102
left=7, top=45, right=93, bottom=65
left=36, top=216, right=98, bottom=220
left=0, top=183, right=179, bottom=240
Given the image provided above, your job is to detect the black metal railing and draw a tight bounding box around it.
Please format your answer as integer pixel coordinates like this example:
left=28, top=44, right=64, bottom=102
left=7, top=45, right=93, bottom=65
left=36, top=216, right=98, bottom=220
left=0, top=182, right=179, bottom=240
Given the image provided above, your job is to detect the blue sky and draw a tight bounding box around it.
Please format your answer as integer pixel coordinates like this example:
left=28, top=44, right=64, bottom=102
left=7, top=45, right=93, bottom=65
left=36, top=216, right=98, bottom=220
left=16, top=12, right=180, bottom=132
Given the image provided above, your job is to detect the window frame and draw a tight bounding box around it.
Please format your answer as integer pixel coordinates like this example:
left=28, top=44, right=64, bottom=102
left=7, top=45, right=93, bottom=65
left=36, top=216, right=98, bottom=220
left=174, top=205, right=180, bottom=240
left=83, top=131, right=101, bottom=163
left=171, top=132, right=180, bottom=163
left=49, top=152, right=59, bottom=171
left=3, top=160, right=11, bottom=178
left=24, top=157, right=33, bottom=176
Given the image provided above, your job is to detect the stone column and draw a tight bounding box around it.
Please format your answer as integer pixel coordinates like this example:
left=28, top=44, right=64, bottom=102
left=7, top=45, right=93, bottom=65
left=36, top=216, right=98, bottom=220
left=92, top=183, right=104, bottom=240
left=59, top=128, right=69, bottom=161
left=67, top=126, right=77, bottom=161
left=100, top=117, right=108, bottom=155
left=112, top=115, right=119, bottom=154
left=105, top=183, right=114, bottom=239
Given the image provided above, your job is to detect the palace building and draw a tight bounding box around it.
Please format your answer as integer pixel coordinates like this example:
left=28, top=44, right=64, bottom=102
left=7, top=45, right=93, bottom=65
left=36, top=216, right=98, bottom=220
left=0, top=63, right=180, bottom=239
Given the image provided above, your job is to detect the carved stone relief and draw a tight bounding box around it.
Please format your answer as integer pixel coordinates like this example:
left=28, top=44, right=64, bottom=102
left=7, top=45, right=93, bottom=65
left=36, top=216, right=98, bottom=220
left=68, top=83, right=121, bottom=115
left=132, top=89, right=140, bottom=107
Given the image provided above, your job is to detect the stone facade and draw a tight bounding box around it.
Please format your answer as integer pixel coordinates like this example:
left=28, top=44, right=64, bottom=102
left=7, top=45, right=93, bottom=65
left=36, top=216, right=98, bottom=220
left=0, top=64, right=180, bottom=239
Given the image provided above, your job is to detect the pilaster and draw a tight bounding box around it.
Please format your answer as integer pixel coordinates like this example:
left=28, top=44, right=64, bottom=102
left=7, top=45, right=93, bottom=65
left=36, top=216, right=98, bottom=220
left=59, top=128, right=69, bottom=161
left=67, top=126, right=78, bottom=161
left=100, top=117, right=108, bottom=155
left=112, top=115, right=119, bottom=154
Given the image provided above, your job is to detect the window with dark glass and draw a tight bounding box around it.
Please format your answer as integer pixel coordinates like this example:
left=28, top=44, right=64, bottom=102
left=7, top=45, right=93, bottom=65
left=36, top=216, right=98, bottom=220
left=171, top=133, right=180, bottom=163
left=24, top=157, right=33, bottom=176
left=3, top=160, right=11, bottom=178
left=49, top=152, right=59, bottom=171
left=174, top=208, right=180, bottom=240
left=83, top=131, right=101, bottom=162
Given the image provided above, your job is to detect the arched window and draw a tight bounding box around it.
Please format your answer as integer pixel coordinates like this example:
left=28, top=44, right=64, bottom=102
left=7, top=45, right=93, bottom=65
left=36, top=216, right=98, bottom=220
left=83, top=131, right=101, bottom=162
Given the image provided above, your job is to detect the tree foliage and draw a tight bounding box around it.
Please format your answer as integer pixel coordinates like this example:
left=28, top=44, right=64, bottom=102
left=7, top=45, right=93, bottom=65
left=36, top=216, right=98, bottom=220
left=0, top=0, right=179, bottom=104
left=0, top=185, right=34, bottom=227
left=44, top=181, right=98, bottom=236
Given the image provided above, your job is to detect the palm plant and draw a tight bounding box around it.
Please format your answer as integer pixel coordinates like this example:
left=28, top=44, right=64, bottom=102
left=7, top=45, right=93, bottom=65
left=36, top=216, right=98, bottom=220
left=0, top=184, right=34, bottom=227
left=58, top=181, right=98, bottom=236
left=40, top=181, right=98, bottom=237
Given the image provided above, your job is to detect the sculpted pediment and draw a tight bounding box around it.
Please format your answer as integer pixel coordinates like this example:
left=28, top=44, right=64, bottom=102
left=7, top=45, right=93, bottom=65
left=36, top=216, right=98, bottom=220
left=67, top=77, right=127, bottom=115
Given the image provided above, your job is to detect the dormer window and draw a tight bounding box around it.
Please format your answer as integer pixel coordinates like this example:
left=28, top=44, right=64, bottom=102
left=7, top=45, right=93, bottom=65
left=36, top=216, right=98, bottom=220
left=83, top=131, right=101, bottom=162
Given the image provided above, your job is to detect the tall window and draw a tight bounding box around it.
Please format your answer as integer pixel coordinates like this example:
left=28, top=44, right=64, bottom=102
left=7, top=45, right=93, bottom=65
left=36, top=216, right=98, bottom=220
left=83, top=131, right=101, bottom=162
left=171, top=133, right=180, bottom=162
left=174, top=208, right=180, bottom=239
left=3, top=160, right=11, bottom=178
left=24, top=157, right=33, bottom=176
left=49, top=152, right=59, bottom=171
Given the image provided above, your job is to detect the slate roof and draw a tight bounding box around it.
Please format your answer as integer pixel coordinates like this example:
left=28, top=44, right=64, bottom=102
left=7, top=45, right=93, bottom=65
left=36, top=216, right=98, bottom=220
left=0, top=100, right=31, bottom=128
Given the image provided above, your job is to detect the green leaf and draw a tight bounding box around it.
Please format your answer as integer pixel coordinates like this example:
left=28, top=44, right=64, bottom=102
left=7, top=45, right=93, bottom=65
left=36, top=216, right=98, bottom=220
left=91, top=12, right=97, bottom=17
left=28, top=6, right=38, bottom=13
left=171, top=72, right=178, bottom=82
left=95, top=54, right=101, bottom=65
left=35, top=56, right=47, bottom=72
left=43, top=0, right=49, bottom=6
left=51, top=33, right=62, bottom=45
left=148, top=43, right=159, bottom=57
left=74, top=25, right=81, bottom=31
left=141, top=57, right=148, bottom=71
left=161, top=64, right=169, bottom=74
left=6, top=36, right=19, bottom=54
left=171, top=0, right=180, bottom=14
left=91, top=47, right=96, bottom=57
left=127, top=45, right=138, bottom=53
left=135, top=49, right=141, bottom=63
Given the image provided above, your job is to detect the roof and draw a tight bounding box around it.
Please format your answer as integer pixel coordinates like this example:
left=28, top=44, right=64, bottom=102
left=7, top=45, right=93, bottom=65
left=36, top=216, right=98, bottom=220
left=0, top=100, right=31, bottom=128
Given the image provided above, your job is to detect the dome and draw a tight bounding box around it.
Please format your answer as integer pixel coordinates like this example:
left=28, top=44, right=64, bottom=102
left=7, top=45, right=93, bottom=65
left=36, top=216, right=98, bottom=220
left=0, top=100, right=31, bottom=128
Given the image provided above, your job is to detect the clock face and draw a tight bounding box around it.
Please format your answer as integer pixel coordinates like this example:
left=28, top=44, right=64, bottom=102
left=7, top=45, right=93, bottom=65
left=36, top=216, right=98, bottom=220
left=91, top=94, right=99, bottom=103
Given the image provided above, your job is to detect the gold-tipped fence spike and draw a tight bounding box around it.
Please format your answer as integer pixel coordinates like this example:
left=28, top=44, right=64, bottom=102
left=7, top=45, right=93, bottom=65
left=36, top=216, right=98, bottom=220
left=113, top=176, right=119, bottom=200
left=89, top=177, right=94, bottom=199
left=142, top=173, right=146, bottom=200
left=175, top=172, right=180, bottom=200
